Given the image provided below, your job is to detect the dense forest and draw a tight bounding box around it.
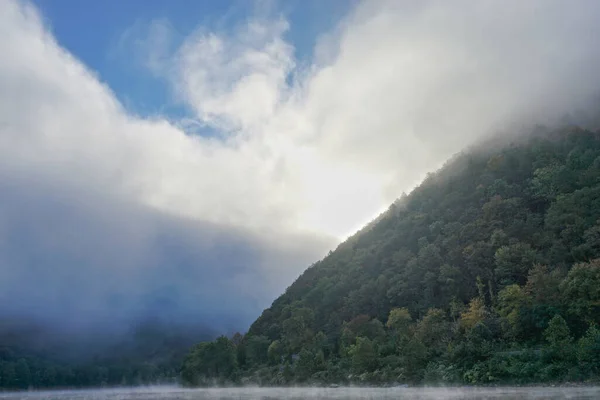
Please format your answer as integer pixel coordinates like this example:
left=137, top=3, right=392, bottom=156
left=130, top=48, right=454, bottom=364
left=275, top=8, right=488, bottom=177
left=0, top=323, right=199, bottom=389
left=0, top=351, right=177, bottom=390
left=181, top=125, right=600, bottom=386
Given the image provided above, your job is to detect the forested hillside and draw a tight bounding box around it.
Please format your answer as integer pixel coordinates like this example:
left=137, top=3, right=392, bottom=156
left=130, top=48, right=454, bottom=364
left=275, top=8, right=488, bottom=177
left=182, top=125, right=600, bottom=386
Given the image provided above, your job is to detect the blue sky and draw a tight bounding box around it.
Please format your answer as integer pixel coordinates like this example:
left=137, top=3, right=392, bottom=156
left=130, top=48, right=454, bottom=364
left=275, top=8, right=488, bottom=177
left=32, top=0, right=356, bottom=118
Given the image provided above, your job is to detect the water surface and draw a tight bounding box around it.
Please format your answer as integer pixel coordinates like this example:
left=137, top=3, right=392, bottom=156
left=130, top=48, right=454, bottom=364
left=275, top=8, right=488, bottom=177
left=1, top=387, right=599, bottom=400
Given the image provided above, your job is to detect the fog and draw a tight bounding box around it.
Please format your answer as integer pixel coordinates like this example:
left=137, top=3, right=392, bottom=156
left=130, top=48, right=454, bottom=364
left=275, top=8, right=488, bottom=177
left=0, top=167, right=332, bottom=355
left=2, top=0, right=600, bottom=357
left=1, top=387, right=600, bottom=400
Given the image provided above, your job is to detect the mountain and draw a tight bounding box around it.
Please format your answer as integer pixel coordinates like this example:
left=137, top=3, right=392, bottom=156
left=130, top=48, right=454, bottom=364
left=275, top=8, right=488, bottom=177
left=181, top=124, right=600, bottom=386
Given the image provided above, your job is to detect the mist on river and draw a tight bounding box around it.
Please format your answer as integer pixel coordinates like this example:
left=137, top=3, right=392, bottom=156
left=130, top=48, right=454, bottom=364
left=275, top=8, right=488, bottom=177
left=0, top=386, right=599, bottom=400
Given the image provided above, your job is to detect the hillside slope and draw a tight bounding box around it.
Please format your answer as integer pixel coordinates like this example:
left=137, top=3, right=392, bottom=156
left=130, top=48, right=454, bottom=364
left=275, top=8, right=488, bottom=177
left=182, top=125, right=600, bottom=386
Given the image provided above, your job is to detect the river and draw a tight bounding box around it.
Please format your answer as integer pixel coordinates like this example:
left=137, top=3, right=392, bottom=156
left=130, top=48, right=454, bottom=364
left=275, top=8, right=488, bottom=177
left=1, top=387, right=599, bottom=400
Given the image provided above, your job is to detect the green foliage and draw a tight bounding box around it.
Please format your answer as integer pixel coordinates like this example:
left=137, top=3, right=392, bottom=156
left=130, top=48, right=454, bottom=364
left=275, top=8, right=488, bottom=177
left=560, top=259, right=600, bottom=326
left=577, top=324, right=600, bottom=375
left=544, top=315, right=572, bottom=348
left=181, top=127, right=600, bottom=386
left=349, top=337, right=378, bottom=373
left=267, top=340, right=283, bottom=365
left=0, top=351, right=179, bottom=390
left=497, top=284, right=528, bottom=338
left=459, top=298, right=488, bottom=331
left=414, top=308, right=450, bottom=355
left=495, top=243, right=537, bottom=286
left=386, top=308, right=412, bottom=332
left=282, top=307, right=315, bottom=353
left=542, top=315, right=575, bottom=365
left=0, top=328, right=186, bottom=390
left=181, top=336, right=238, bottom=386
left=244, top=335, right=271, bottom=365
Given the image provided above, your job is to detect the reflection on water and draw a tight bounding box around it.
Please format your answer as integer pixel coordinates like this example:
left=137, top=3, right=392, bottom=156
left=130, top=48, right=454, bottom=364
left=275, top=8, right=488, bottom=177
left=0, top=386, right=599, bottom=400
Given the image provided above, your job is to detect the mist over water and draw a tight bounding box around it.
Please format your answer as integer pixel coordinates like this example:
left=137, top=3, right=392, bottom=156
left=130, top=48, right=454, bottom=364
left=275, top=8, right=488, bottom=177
left=1, top=387, right=599, bottom=400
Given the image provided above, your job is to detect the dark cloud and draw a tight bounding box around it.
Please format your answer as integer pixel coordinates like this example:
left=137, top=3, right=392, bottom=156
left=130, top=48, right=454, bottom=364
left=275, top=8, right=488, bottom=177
left=0, top=168, right=333, bottom=357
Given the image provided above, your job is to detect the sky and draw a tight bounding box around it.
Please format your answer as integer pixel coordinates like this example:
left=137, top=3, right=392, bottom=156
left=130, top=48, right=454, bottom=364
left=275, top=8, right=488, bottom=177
left=2, top=0, right=600, bottom=346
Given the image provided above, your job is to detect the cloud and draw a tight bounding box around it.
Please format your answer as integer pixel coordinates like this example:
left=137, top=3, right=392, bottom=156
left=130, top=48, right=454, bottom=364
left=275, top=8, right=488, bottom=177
left=0, top=0, right=332, bottom=346
left=1, top=0, right=600, bottom=347
left=174, top=16, right=293, bottom=132
left=0, top=169, right=329, bottom=335
left=156, top=0, right=600, bottom=237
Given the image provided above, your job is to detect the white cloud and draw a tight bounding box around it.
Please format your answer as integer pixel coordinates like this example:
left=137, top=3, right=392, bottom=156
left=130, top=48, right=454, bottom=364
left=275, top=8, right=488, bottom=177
left=175, top=17, right=294, bottom=132
left=162, top=0, right=600, bottom=238
left=2, top=0, right=600, bottom=246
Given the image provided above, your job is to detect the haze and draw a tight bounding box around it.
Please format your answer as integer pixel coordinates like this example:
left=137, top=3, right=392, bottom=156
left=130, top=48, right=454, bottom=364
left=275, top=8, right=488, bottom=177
left=1, top=387, right=600, bottom=400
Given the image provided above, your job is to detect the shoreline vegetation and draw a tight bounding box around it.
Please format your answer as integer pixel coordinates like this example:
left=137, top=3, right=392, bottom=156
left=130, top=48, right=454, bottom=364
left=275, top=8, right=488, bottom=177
left=181, top=126, right=600, bottom=388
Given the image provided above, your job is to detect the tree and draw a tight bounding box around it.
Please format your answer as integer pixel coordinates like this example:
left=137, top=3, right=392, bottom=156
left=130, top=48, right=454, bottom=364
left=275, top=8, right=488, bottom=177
left=342, top=315, right=385, bottom=342
left=460, top=298, right=488, bottom=331
left=386, top=308, right=412, bottom=333
left=560, top=259, right=600, bottom=327
left=525, top=264, right=562, bottom=304
left=0, top=362, right=16, bottom=388
left=577, top=324, right=600, bottom=375
left=349, top=337, right=378, bottom=373
left=14, top=359, right=31, bottom=389
left=531, top=165, right=563, bottom=200
left=414, top=308, right=450, bottom=356
left=494, top=242, right=536, bottom=286
left=496, top=284, right=528, bottom=339
left=282, top=307, right=315, bottom=353
left=399, top=338, right=428, bottom=382
left=244, top=335, right=270, bottom=365
left=543, top=315, right=572, bottom=354
left=267, top=340, right=283, bottom=365
left=180, top=336, right=238, bottom=386
left=295, top=349, right=320, bottom=381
